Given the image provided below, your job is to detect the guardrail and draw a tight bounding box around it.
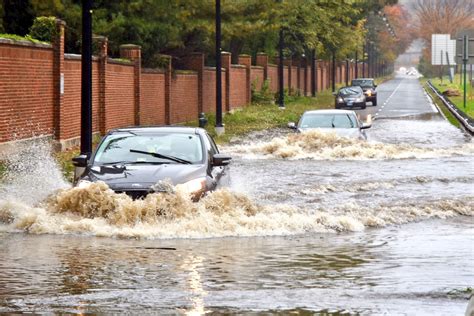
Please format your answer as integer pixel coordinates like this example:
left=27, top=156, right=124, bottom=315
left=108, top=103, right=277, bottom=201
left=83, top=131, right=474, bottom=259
left=426, top=80, right=474, bottom=135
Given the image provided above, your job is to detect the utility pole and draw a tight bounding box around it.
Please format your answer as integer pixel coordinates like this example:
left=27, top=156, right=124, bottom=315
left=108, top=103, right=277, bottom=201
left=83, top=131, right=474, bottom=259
left=362, top=41, right=366, bottom=77
left=346, top=58, right=350, bottom=86
left=215, top=0, right=224, bottom=134
left=331, top=52, right=336, bottom=92
left=463, top=35, right=468, bottom=109
left=355, top=51, right=358, bottom=79
left=81, top=0, right=93, bottom=157
left=278, top=28, right=285, bottom=108
left=311, top=48, right=316, bottom=96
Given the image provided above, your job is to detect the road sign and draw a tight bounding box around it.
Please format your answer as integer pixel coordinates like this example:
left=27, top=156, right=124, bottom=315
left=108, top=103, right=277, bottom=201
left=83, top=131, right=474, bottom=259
left=432, top=34, right=456, bottom=65
left=455, top=29, right=474, bottom=64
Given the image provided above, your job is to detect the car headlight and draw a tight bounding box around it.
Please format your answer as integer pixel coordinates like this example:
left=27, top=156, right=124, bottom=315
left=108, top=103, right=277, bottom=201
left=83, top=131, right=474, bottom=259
left=177, top=177, right=207, bottom=195
left=356, top=97, right=365, bottom=102
left=337, top=97, right=343, bottom=102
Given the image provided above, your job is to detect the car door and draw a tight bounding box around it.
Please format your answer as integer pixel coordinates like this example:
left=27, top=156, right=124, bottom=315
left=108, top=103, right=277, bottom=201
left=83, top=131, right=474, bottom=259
left=204, top=133, right=228, bottom=188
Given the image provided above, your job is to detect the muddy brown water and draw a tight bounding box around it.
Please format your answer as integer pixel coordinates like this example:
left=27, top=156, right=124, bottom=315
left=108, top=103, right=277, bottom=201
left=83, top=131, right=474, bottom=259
left=0, top=76, right=473, bottom=314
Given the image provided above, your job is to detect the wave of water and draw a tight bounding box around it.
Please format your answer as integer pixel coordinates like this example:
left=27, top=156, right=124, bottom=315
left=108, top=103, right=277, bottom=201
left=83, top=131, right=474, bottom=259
left=224, top=130, right=474, bottom=160
left=0, top=180, right=472, bottom=239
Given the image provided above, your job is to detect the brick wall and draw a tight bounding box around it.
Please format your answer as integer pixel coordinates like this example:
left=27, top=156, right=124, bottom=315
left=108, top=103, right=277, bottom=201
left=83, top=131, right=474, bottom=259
left=62, top=58, right=101, bottom=140
left=141, top=70, right=166, bottom=125
left=105, top=61, right=135, bottom=130
left=0, top=28, right=371, bottom=150
left=250, top=67, right=264, bottom=90
left=229, top=66, right=247, bottom=109
left=203, top=68, right=226, bottom=114
left=267, top=65, right=278, bottom=92
left=0, top=41, right=54, bottom=143
left=170, top=72, right=199, bottom=123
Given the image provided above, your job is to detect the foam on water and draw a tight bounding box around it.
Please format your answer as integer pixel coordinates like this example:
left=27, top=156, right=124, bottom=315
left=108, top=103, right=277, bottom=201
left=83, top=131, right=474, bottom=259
left=224, top=130, right=474, bottom=160
left=0, top=181, right=472, bottom=239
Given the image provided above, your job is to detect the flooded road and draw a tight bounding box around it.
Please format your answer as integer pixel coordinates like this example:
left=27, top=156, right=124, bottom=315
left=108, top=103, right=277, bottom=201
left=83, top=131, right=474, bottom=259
left=0, top=75, right=473, bottom=314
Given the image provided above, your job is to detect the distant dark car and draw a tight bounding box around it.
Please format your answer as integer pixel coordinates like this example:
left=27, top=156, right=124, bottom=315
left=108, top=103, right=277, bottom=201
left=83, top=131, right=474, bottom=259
left=334, top=86, right=366, bottom=109
left=351, top=78, right=377, bottom=106
left=72, top=127, right=231, bottom=200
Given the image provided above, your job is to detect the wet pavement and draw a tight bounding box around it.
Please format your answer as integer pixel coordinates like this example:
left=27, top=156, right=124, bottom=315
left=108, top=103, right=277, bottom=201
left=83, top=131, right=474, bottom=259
left=0, top=74, right=473, bottom=315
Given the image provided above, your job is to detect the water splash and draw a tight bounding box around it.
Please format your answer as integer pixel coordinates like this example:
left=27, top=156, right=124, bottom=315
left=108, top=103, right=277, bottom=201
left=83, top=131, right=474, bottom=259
left=224, top=130, right=474, bottom=160
left=0, top=139, right=69, bottom=205
left=0, top=181, right=471, bottom=239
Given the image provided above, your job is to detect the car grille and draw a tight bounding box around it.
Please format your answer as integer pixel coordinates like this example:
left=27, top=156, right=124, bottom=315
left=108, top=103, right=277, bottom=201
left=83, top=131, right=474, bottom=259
left=115, top=190, right=150, bottom=200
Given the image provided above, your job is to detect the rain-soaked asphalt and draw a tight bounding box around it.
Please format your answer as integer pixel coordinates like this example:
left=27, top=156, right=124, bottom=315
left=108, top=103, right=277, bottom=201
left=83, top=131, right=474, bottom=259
left=0, top=74, right=473, bottom=315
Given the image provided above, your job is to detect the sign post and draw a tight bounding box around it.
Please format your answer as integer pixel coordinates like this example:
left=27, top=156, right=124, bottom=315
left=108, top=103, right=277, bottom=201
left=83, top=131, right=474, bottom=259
left=463, top=35, right=468, bottom=109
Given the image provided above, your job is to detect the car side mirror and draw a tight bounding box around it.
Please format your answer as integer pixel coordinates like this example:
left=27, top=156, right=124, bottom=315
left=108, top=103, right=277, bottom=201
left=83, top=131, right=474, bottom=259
left=360, top=123, right=372, bottom=129
left=72, top=154, right=88, bottom=167
left=212, top=153, right=232, bottom=166
left=374, top=84, right=377, bottom=88
left=287, top=122, right=296, bottom=129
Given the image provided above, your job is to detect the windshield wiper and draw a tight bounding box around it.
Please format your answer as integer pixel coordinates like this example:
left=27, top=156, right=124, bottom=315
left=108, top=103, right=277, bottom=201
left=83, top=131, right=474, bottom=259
left=129, top=149, right=192, bottom=164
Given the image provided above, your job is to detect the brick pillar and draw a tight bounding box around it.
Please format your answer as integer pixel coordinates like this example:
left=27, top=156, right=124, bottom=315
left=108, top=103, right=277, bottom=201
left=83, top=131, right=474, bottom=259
left=97, top=36, right=108, bottom=134
left=162, top=55, right=172, bottom=124
left=182, top=52, right=204, bottom=114
left=256, top=53, right=268, bottom=82
left=293, top=58, right=300, bottom=95
left=52, top=19, right=65, bottom=142
left=302, top=58, right=308, bottom=96
left=221, top=52, right=231, bottom=111
left=283, top=59, right=292, bottom=94
left=238, top=54, right=251, bottom=104
left=120, top=44, right=141, bottom=125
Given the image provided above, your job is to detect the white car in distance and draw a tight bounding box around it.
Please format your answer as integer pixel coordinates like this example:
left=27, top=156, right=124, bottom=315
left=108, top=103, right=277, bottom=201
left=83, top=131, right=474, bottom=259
left=288, top=109, right=372, bottom=140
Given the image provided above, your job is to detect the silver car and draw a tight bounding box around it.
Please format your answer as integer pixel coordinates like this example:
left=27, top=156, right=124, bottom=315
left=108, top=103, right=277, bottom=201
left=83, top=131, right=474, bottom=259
left=288, top=109, right=372, bottom=140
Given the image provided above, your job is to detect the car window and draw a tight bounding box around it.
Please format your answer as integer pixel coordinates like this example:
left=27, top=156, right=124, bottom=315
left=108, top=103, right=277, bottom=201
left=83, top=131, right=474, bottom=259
left=339, top=87, right=362, bottom=96
left=352, top=79, right=374, bottom=87
left=300, top=114, right=357, bottom=129
left=206, top=134, right=219, bottom=155
left=93, top=132, right=203, bottom=164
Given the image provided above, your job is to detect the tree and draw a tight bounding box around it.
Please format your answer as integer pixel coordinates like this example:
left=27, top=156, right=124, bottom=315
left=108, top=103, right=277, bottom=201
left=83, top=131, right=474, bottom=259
left=413, top=0, right=474, bottom=76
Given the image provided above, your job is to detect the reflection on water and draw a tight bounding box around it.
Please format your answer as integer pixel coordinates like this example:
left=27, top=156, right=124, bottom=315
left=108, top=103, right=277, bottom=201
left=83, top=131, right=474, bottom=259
left=0, top=216, right=472, bottom=314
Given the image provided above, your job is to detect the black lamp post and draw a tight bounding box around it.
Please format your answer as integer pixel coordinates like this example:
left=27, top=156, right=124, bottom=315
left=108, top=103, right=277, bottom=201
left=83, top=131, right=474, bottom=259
left=81, top=0, right=93, bottom=157
left=331, top=51, right=336, bottom=92
left=215, top=0, right=224, bottom=134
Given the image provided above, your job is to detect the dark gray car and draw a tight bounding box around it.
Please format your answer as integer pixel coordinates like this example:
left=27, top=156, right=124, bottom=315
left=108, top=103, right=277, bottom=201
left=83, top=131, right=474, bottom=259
left=72, top=126, right=231, bottom=200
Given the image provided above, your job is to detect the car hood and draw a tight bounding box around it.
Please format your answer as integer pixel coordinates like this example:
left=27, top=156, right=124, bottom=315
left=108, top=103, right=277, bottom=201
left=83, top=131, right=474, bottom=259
left=298, top=128, right=363, bottom=139
left=86, top=163, right=207, bottom=190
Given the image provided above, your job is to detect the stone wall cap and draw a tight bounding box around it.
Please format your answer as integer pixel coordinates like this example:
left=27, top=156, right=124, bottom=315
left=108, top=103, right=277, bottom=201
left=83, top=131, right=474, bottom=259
left=120, top=44, right=141, bottom=49
left=221, top=51, right=231, bottom=56
left=0, top=38, right=51, bottom=49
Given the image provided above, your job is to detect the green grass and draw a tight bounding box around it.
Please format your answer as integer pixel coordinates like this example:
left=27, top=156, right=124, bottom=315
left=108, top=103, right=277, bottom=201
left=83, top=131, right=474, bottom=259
left=421, top=79, right=461, bottom=128
left=429, top=74, right=474, bottom=118
left=0, top=33, right=49, bottom=45
left=189, top=90, right=335, bottom=144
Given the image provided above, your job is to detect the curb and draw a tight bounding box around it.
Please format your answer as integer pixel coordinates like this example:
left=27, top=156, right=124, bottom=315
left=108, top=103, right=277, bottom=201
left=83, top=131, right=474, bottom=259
left=426, top=81, right=474, bottom=135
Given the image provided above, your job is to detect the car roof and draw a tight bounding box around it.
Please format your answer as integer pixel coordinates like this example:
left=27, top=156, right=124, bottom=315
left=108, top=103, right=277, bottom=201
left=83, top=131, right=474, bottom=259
left=109, top=126, right=204, bottom=135
left=352, top=78, right=374, bottom=81
left=303, top=109, right=356, bottom=115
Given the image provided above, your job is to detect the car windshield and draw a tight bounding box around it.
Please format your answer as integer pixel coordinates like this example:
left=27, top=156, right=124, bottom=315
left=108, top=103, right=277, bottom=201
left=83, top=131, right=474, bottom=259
left=299, top=113, right=358, bottom=129
left=93, top=132, right=203, bottom=165
left=352, top=79, right=374, bottom=87
left=339, top=87, right=362, bottom=96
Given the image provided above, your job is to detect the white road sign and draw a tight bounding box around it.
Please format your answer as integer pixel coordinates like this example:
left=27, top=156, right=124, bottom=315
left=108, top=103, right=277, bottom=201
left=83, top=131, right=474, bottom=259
left=431, top=34, right=457, bottom=65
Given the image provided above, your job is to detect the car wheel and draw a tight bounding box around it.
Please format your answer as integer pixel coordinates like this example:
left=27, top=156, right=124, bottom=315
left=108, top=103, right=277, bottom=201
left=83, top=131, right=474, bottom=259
left=361, top=103, right=366, bottom=110
left=373, top=99, right=377, bottom=106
